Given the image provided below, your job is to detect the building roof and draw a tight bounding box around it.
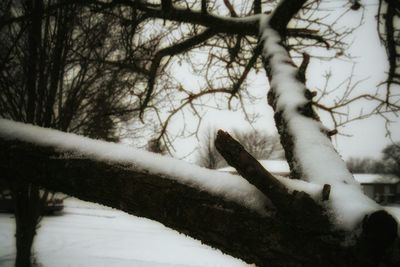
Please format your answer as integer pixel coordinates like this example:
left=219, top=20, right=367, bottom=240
left=353, top=174, right=400, bottom=184
left=218, top=160, right=290, bottom=175
left=218, top=160, right=400, bottom=185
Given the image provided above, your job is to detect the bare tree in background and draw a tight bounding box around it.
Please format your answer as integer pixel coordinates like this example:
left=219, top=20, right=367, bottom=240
left=347, top=157, right=388, bottom=174
left=196, top=127, right=226, bottom=169
left=233, top=129, right=284, bottom=160
left=347, top=143, right=400, bottom=176
left=0, top=1, right=164, bottom=265
left=197, top=127, right=283, bottom=169
left=382, top=142, right=400, bottom=177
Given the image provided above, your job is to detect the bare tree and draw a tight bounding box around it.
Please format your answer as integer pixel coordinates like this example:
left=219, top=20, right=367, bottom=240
left=382, top=142, right=400, bottom=177
left=196, top=127, right=226, bottom=169
left=233, top=129, right=284, bottom=160
left=347, top=143, right=400, bottom=176
left=197, top=127, right=283, bottom=169
left=346, top=157, right=388, bottom=174
left=0, top=1, right=161, bottom=265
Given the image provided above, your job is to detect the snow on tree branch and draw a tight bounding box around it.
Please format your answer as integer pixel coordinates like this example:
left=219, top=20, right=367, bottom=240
left=0, top=118, right=267, bottom=214
left=259, top=14, right=380, bottom=229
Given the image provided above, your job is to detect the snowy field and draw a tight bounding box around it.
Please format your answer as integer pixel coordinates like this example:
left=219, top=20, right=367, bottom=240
left=0, top=198, right=250, bottom=267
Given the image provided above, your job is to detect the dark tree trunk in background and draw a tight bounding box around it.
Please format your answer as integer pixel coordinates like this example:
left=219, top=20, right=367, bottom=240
left=12, top=0, right=45, bottom=265
left=0, top=1, right=111, bottom=265
left=12, top=183, right=41, bottom=267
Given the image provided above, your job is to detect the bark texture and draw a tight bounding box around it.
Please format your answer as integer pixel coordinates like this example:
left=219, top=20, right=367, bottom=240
left=215, top=130, right=330, bottom=228
left=1, top=138, right=399, bottom=267
left=258, top=3, right=399, bottom=264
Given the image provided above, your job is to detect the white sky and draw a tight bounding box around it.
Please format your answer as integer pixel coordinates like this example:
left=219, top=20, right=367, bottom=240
left=167, top=0, right=400, bottom=161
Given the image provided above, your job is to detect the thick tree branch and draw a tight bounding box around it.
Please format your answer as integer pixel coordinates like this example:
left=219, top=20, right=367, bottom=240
left=215, top=130, right=331, bottom=230
left=161, top=0, right=172, bottom=13
left=258, top=3, right=399, bottom=264
left=1, top=137, right=352, bottom=267
left=269, top=0, right=307, bottom=36
left=1, top=0, right=326, bottom=43
left=254, top=0, right=262, bottom=14
left=383, top=0, right=399, bottom=102
left=107, top=0, right=261, bottom=35
left=201, top=0, right=207, bottom=14
left=297, top=53, right=310, bottom=84
left=223, top=0, right=238, bottom=17
left=0, top=121, right=398, bottom=266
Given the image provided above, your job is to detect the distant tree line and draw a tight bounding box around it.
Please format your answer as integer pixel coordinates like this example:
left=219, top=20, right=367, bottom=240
left=347, top=142, right=400, bottom=177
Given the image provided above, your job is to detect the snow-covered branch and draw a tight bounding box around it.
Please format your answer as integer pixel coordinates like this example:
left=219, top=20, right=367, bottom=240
left=0, top=118, right=398, bottom=266
left=0, top=119, right=350, bottom=266
left=0, top=119, right=266, bottom=213
left=259, top=5, right=391, bottom=231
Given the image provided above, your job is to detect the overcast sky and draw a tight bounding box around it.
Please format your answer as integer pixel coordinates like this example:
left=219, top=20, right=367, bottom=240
left=167, top=0, right=399, bottom=162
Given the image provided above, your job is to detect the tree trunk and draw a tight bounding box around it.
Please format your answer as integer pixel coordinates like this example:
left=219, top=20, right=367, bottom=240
left=14, top=0, right=45, bottom=265
left=12, top=183, right=42, bottom=267
left=256, top=5, right=399, bottom=265
left=15, top=217, right=36, bottom=267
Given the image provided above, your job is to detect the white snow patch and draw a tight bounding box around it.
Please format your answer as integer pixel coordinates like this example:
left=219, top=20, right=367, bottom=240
left=218, top=159, right=290, bottom=176
left=0, top=118, right=267, bottom=214
left=0, top=198, right=252, bottom=267
left=275, top=175, right=323, bottom=199
left=212, top=13, right=262, bottom=24
left=218, top=160, right=323, bottom=199
left=259, top=15, right=380, bottom=230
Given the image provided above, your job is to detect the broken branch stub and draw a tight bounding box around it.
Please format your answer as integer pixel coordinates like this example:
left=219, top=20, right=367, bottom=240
left=214, top=129, right=331, bottom=230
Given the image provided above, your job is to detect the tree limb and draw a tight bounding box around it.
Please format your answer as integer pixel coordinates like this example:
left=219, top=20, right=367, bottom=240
left=229, top=44, right=262, bottom=100
left=269, top=0, right=307, bottom=36
left=0, top=121, right=398, bottom=266
left=1, top=138, right=351, bottom=267
left=215, top=130, right=331, bottom=230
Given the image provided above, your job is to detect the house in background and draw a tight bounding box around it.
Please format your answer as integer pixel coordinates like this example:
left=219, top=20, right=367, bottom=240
left=218, top=160, right=400, bottom=204
left=218, top=160, right=291, bottom=177
left=353, top=174, right=400, bottom=203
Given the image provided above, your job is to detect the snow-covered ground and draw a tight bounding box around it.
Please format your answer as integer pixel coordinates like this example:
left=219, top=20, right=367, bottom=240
left=0, top=198, right=250, bottom=267
left=1, top=199, right=400, bottom=267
